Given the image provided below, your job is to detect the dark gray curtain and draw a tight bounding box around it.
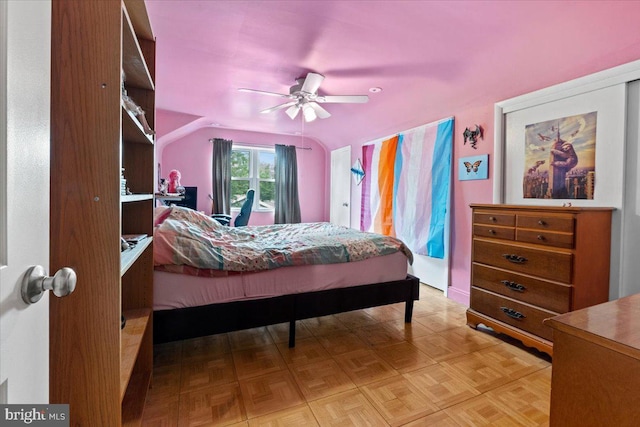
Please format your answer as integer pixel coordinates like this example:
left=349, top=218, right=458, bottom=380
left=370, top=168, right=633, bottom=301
left=274, top=144, right=301, bottom=224
left=211, top=138, right=233, bottom=214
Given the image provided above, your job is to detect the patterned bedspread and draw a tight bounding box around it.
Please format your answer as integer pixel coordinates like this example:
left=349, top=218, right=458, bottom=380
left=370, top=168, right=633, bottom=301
left=153, top=206, right=413, bottom=272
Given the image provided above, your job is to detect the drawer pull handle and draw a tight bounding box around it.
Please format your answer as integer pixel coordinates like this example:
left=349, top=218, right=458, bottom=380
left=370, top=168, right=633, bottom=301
left=488, top=216, right=496, bottom=222
left=538, top=220, right=546, bottom=226
left=501, top=306, right=526, bottom=320
left=537, top=234, right=545, bottom=241
left=488, top=229, right=496, bottom=235
left=501, top=280, right=526, bottom=292
left=502, top=254, right=528, bottom=264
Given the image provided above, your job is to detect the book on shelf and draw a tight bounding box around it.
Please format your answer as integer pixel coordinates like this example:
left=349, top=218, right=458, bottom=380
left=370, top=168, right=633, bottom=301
left=122, top=234, right=148, bottom=244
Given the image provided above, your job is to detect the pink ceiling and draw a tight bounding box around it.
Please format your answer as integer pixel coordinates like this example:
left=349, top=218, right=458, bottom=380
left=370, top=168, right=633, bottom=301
left=146, top=0, right=640, bottom=151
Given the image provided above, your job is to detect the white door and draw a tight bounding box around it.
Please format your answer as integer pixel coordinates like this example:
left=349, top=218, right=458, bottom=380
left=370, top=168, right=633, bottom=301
left=330, top=146, right=351, bottom=227
left=0, top=0, right=51, bottom=404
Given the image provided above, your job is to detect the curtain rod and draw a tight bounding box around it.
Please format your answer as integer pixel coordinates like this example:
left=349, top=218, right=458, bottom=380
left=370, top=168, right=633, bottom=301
left=209, top=139, right=312, bottom=151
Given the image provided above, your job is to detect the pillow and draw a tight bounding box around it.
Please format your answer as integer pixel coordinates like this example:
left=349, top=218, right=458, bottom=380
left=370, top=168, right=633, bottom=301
left=153, top=205, right=172, bottom=227
left=164, top=205, right=223, bottom=230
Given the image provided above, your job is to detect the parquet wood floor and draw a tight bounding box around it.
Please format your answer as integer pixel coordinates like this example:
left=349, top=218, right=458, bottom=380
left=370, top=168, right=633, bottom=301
left=142, top=284, right=552, bottom=426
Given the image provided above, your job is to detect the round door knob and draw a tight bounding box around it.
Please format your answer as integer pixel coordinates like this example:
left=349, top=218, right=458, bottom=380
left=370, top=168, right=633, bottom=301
left=21, top=265, right=77, bottom=304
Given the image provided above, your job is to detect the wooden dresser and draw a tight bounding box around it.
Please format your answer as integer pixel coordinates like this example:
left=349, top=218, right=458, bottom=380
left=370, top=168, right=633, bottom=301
left=466, top=204, right=613, bottom=355
left=545, top=293, right=640, bottom=426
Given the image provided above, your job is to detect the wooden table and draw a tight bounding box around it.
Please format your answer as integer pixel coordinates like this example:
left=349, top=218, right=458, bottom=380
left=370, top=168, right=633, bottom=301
left=545, top=293, right=640, bottom=426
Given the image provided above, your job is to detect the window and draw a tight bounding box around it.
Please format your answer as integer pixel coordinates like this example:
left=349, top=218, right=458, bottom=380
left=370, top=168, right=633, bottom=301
left=230, top=146, right=275, bottom=211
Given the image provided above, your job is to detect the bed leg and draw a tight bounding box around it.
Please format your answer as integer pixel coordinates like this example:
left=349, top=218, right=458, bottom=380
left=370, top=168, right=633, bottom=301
left=405, top=299, right=414, bottom=323
left=288, top=320, right=296, bottom=348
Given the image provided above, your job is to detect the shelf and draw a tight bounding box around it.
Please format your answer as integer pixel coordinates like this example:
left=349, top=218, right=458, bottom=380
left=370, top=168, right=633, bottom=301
left=121, top=193, right=153, bottom=203
left=123, top=0, right=154, bottom=41
left=122, top=369, right=152, bottom=426
left=122, top=105, right=154, bottom=144
left=120, top=308, right=152, bottom=401
left=121, top=237, right=153, bottom=276
left=122, top=5, right=154, bottom=90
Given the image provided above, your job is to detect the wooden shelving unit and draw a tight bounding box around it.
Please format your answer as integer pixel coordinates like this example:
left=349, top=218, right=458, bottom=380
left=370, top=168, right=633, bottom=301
left=122, top=106, right=154, bottom=144
left=120, top=308, right=152, bottom=400
left=50, top=1, right=155, bottom=425
left=121, top=237, right=153, bottom=275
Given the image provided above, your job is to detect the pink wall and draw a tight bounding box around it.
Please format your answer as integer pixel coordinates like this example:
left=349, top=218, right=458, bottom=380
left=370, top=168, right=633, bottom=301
left=160, top=127, right=326, bottom=226
left=343, top=61, right=639, bottom=307
left=448, top=105, right=494, bottom=304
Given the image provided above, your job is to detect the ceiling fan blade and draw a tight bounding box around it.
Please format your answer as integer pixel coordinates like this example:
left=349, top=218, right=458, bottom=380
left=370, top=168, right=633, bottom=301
left=260, top=101, right=298, bottom=114
left=307, top=101, right=331, bottom=119
left=285, top=105, right=300, bottom=119
left=316, top=95, right=369, bottom=103
left=238, top=88, right=292, bottom=98
left=300, top=72, right=324, bottom=94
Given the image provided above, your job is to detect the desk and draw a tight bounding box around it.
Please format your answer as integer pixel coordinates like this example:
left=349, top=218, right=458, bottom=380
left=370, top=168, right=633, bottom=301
left=545, top=293, right=640, bottom=426
left=155, top=193, right=183, bottom=206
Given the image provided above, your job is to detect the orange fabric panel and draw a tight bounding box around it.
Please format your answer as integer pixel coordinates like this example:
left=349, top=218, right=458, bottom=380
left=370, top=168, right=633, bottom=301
left=374, top=136, right=398, bottom=236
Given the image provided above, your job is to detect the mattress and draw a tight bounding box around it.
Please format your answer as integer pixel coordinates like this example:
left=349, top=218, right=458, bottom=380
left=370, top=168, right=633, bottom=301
left=154, top=251, right=409, bottom=310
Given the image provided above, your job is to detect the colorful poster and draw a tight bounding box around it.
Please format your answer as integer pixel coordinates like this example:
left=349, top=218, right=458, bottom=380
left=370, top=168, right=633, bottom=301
left=523, top=112, right=597, bottom=199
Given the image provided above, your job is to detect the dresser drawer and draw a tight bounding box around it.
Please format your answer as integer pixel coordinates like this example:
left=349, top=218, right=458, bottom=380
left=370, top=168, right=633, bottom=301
left=474, top=224, right=514, bottom=240
left=474, top=212, right=515, bottom=227
left=515, top=229, right=574, bottom=249
left=473, top=239, right=572, bottom=283
left=470, top=287, right=556, bottom=341
left=516, top=214, right=574, bottom=233
left=472, top=263, right=572, bottom=313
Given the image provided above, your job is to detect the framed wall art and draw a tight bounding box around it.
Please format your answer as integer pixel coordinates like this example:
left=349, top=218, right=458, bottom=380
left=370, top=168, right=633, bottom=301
left=494, top=74, right=628, bottom=208
left=522, top=112, right=596, bottom=200
left=459, top=154, right=489, bottom=181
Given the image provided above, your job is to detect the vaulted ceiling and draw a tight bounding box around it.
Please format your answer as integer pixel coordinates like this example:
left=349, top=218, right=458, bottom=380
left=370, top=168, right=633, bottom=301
left=147, top=0, right=640, bottom=151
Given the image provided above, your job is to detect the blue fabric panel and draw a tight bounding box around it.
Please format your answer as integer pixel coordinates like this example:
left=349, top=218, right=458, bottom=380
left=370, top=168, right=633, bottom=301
left=426, top=118, right=453, bottom=258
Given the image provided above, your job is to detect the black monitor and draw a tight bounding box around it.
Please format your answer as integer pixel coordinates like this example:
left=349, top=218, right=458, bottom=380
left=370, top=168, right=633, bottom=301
left=173, top=186, right=197, bottom=210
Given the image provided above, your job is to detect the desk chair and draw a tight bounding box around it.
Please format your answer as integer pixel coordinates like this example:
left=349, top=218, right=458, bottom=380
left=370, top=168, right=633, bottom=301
left=234, top=189, right=254, bottom=227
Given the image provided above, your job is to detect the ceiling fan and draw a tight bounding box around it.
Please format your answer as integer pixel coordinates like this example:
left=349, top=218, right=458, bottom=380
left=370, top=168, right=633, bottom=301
left=238, top=72, right=369, bottom=122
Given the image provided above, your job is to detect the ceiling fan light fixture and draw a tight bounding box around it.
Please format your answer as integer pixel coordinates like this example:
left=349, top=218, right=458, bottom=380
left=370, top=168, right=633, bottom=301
left=285, top=105, right=300, bottom=120
left=302, top=103, right=317, bottom=122
left=240, top=72, right=368, bottom=121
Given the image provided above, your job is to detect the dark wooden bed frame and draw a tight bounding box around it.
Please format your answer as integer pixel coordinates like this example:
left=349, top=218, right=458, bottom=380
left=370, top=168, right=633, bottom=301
left=153, top=274, right=420, bottom=347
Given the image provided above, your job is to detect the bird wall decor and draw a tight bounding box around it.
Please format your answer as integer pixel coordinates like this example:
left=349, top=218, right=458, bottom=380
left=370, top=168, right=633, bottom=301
left=463, top=125, right=483, bottom=149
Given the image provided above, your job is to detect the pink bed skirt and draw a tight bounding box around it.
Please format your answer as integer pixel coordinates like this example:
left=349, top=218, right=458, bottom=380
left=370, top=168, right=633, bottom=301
left=154, top=252, right=409, bottom=310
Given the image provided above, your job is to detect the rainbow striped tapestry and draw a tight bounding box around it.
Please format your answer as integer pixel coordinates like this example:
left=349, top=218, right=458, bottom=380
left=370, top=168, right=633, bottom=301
left=360, top=117, right=453, bottom=258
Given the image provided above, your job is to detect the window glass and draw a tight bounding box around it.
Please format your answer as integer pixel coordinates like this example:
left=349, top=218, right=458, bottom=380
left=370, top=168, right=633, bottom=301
left=231, top=149, right=250, bottom=178
left=230, top=180, right=250, bottom=208
left=230, top=147, right=275, bottom=211
left=258, top=151, right=275, bottom=179
left=259, top=181, right=275, bottom=209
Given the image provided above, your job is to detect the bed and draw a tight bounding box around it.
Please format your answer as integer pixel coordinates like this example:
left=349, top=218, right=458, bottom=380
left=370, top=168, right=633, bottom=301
left=152, top=206, right=419, bottom=346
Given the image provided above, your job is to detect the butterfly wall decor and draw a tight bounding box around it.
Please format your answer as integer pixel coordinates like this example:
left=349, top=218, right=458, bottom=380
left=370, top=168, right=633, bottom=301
left=459, top=154, right=489, bottom=181
left=463, top=160, right=482, bottom=173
